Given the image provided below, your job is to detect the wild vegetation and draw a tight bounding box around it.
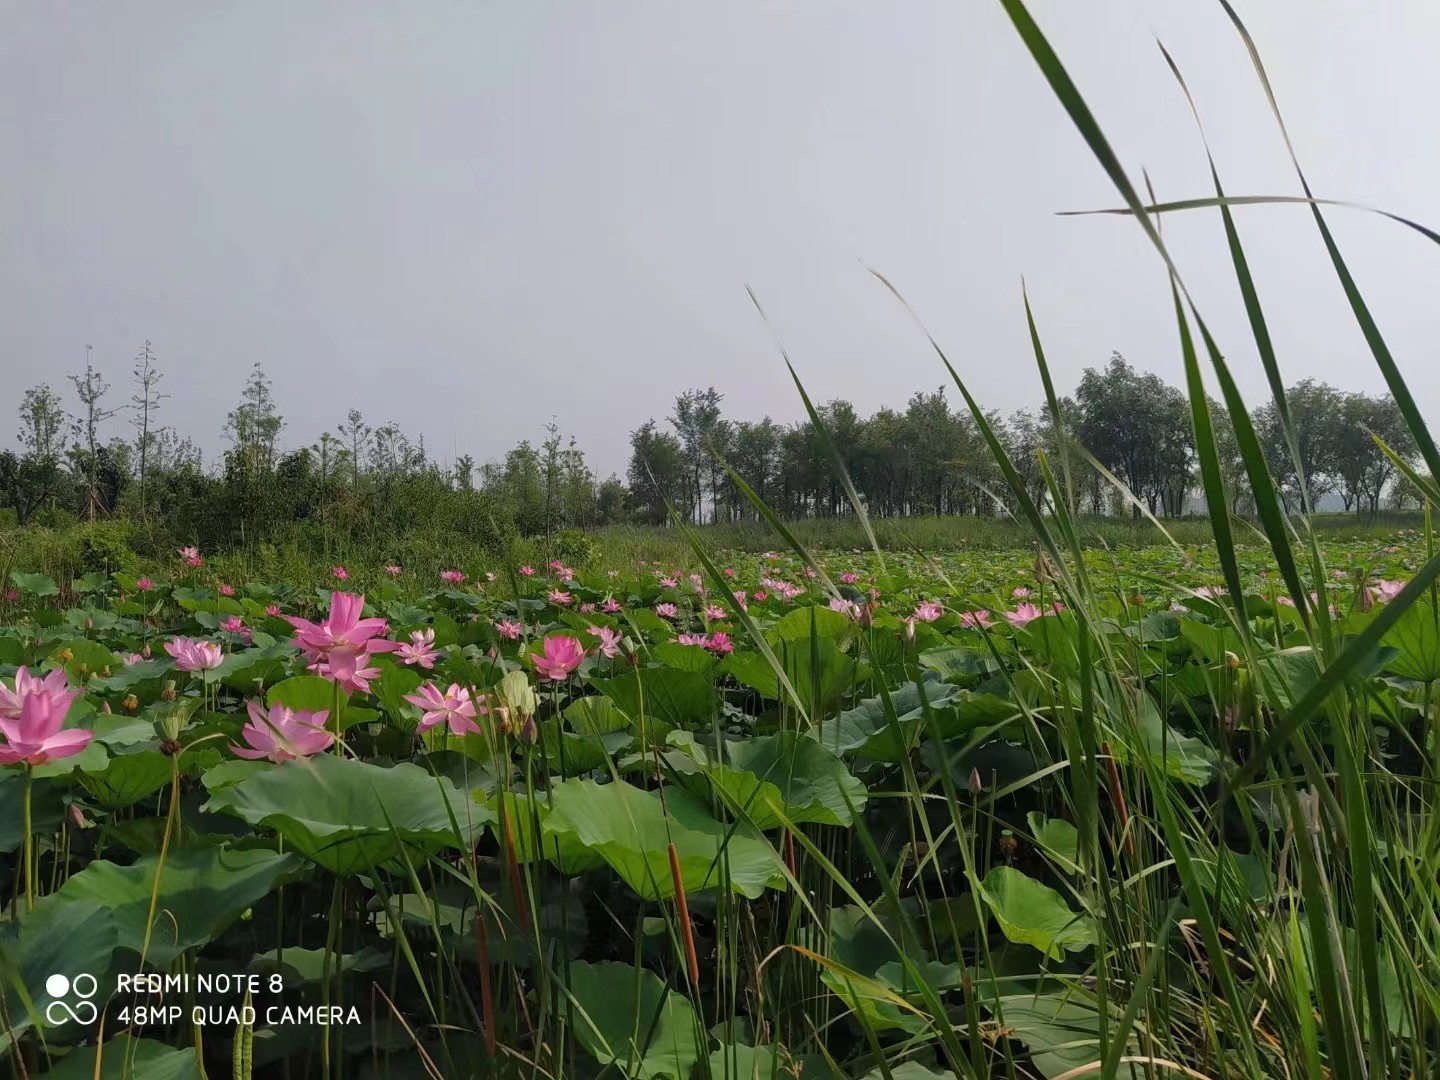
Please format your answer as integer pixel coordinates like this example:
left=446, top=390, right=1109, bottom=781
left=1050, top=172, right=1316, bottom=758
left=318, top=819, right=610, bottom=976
left=6, top=2, right=1440, bottom=1079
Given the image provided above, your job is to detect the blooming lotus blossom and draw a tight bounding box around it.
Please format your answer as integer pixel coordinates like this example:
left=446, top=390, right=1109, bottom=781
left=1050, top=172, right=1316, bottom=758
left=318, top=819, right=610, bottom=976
left=655, top=603, right=679, bottom=619
left=178, top=546, right=203, bottom=568
left=753, top=590, right=768, bottom=603
left=830, top=597, right=861, bottom=618
left=1192, top=586, right=1218, bottom=600
left=232, top=701, right=333, bottom=762
left=165, top=637, right=224, bottom=671
left=285, top=592, right=397, bottom=664
left=312, top=650, right=382, bottom=694
left=0, top=692, right=93, bottom=766
left=556, top=566, right=575, bottom=583
left=136, top=577, right=154, bottom=592
left=219, top=616, right=252, bottom=642
left=912, top=601, right=943, bottom=623
left=404, top=682, right=482, bottom=736
left=384, top=565, right=402, bottom=576
left=675, top=633, right=709, bottom=646
left=601, top=597, right=622, bottom=614
left=689, top=574, right=703, bottom=589
left=802, top=567, right=817, bottom=580
left=547, top=589, right=573, bottom=606
left=265, top=604, right=282, bottom=617
left=1005, top=603, right=1045, bottom=628
left=121, top=652, right=144, bottom=666
left=495, top=619, right=524, bottom=640
left=485, top=571, right=497, bottom=582
left=958, top=610, right=992, bottom=630
left=519, top=566, right=535, bottom=577
left=218, top=583, right=235, bottom=597
left=723, top=567, right=735, bottom=579
left=440, top=569, right=465, bottom=586
left=396, top=629, right=440, bottom=669
left=1012, top=587, right=1030, bottom=599
left=548, top=560, right=564, bottom=571
left=1370, top=579, right=1405, bottom=603
left=578, top=602, right=595, bottom=614
left=732, top=591, right=748, bottom=610
left=839, top=572, right=859, bottom=584
left=332, top=566, right=349, bottom=581
left=707, top=632, right=734, bottom=655
left=0, top=666, right=81, bottom=722
left=533, top=636, right=585, bottom=682
left=660, top=576, right=679, bottom=589
left=704, top=605, right=727, bottom=622
left=587, top=625, right=623, bottom=659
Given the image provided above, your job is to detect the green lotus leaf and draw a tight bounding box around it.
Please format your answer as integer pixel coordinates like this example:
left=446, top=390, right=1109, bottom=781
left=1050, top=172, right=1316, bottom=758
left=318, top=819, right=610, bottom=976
left=977, top=867, right=1095, bottom=961
left=567, top=960, right=703, bottom=1079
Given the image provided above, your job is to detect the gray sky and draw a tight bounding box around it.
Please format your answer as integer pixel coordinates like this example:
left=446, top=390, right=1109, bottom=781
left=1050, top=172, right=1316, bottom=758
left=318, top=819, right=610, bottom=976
left=4, top=1, right=1439, bottom=478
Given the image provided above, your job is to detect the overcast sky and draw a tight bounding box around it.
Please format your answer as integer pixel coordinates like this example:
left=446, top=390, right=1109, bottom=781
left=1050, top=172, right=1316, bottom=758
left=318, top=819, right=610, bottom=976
left=3, top=1, right=1438, bottom=477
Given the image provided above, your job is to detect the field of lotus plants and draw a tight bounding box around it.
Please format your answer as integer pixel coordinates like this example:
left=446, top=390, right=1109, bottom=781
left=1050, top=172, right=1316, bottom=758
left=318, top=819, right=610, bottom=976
left=0, top=525, right=1433, bottom=1079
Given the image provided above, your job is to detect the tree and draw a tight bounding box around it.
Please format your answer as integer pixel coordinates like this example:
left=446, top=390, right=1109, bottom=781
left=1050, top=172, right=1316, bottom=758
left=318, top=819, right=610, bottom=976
left=68, top=350, right=123, bottom=520
left=13, top=384, right=72, bottom=521
left=337, top=409, right=372, bottom=487
left=1255, top=379, right=1344, bottom=512
left=627, top=420, right=686, bottom=524
left=130, top=340, right=168, bottom=519
left=225, top=364, right=284, bottom=473
left=669, top=388, right=725, bottom=523
left=1332, top=393, right=1410, bottom=514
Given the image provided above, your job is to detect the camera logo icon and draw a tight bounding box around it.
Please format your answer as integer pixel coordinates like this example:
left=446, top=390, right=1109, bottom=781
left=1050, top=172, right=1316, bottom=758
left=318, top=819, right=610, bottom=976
left=44, top=973, right=98, bottom=1026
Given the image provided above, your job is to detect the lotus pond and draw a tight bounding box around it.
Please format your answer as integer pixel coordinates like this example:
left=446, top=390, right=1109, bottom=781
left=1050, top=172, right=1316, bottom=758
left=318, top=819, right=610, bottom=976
left=0, top=531, right=1434, bottom=1078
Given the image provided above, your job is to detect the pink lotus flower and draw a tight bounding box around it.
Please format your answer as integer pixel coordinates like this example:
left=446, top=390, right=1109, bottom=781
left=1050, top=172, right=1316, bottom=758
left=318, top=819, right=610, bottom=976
left=165, top=637, right=224, bottom=671
left=689, top=573, right=703, bottom=589
left=802, top=567, right=817, bottom=580
left=332, top=566, right=349, bottom=581
left=723, top=568, right=735, bottom=579
left=675, top=633, right=709, bottom=646
left=959, top=610, right=992, bottom=630
left=601, top=598, right=622, bottom=614
left=707, top=632, right=734, bottom=655
left=0, top=667, right=81, bottom=723
left=396, top=628, right=440, bottom=669
left=311, top=650, right=382, bottom=694
left=495, top=619, right=523, bottom=640
left=912, top=601, right=943, bottom=623
left=0, top=692, right=93, bottom=766
left=839, top=572, right=859, bottom=584
left=587, top=625, right=623, bottom=659
left=1012, top=587, right=1030, bottom=599
left=1193, top=586, right=1218, bottom=600
left=285, top=592, right=397, bottom=664
left=660, top=576, right=679, bottom=589
left=218, top=583, right=235, bottom=597
left=753, top=590, right=768, bottom=603
left=136, top=577, right=154, bottom=592
left=121, top=652, right=144, bottom=666
left=1370, top=579, right=1405, bottom=603
left=547, top=589, right=573, bottom=606
left=519, top=565, right=535, bottom=577
left=233, top=700, right=333, bottom=762
left=384, top=564, right=403, bottom=576
left=704, top=605, right=727, bottom=622
left=1005, top=603, right=1045, bottom=628
left=265, top=604, right=282, bottom=617
left=404, top=682, right=482, bottom=736
left=579, top=602, right=595, bottom=614
left=655, top=603, right=679, bottom=619
left=178, top=546, right=202, bottom=568
left=557, top=566, right=575, bottom=583
left=732, top=591, right=748, bottom=610
left=533, top=636, right=585, bottom=681
left=440, top=569, right=465, bottom=586
left=220, top=616, right=252, bottom=642
left=830, top=597, right=861, bottom=618
left=548, top=560, right=565, bottom=571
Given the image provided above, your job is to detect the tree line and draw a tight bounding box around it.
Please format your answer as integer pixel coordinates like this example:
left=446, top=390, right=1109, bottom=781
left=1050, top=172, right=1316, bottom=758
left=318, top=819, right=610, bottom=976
left=1, top=345, right=1423, bottom=557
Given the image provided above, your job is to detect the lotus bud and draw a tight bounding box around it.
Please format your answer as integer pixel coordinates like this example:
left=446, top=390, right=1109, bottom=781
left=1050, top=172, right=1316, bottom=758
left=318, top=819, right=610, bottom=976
left=160, top=680, right=177, bottom=702
left=142, top=642, right=152, bottom=659
left=68, top=804, right=90, bottom=829
left=100, top=699, right=112, bottom=714
left=494, top=670, right=538, bottom=722
left=518, top=714, right=538, bottom=746
left=968, top=767, right=983, bottom=795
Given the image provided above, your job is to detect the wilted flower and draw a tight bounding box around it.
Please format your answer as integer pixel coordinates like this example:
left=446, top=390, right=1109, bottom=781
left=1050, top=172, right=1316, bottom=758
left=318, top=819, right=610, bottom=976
left=533, top=636, right=585, bottom=682
left=404, top=682, right=482, bottom=736
left=233, top=701, right=333, bottom=762
left=164, top=637, right=224, bottom=672
left=485, top=571, right=497, bottom=582
left=396, top=628, right=440, bottom=669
